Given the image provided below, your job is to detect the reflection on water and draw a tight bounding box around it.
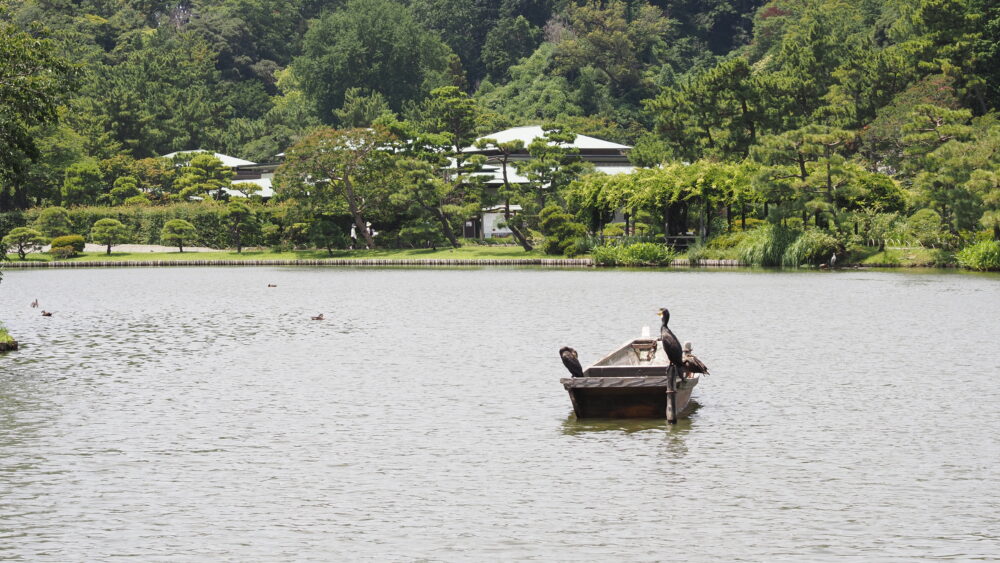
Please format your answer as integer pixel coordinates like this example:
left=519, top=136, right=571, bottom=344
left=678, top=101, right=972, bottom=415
left=561, top=400, right=702, bottom=435
left=1, top=266, right=999, bottom=561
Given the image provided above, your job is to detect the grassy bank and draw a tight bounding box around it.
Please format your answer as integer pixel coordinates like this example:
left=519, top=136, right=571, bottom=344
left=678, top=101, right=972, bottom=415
left=5, top=246, right=551, bottom=262
left=846, top=246, right=954, bottom=268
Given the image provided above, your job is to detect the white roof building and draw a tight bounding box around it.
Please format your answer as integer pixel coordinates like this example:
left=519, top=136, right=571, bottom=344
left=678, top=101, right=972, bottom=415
left=161, top=150, right=275, bottom=198
left=462, top=126, right=634, bottom=187
left=161, top=150, right=256, bottom=168
left=463, top=125, right=631, bottom=152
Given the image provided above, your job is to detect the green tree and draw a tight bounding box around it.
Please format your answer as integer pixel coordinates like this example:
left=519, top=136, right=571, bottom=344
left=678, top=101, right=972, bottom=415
left=225, top=202, right=255, bottom=253
left=647, top=57, right=764, bottom=161
left=2, top=227, right=47, bottom=260
left=61, top=161, right=105, bottom=206
left=0, top=8, right=70, bottom=209
left=276, top=127, right=397, bottom=249
left=332, top=88, right=393, bottom=128
left=309, top=213, right=346, bottom=255
left=538, top=204, right=587, bottom=255
left=90, top=218, right=129, bottom=255
left=411, top=0, right=497, bottom=82
left=518, top=125, right=592, bottom=208
left=473, top=136, right=533, bottom=250
left=552, top=1, right=674, bottom=100
left=752, top=125, right=858, bottom=228
left=481, top=16, right=541, bottom=80
left=295, top=0, right=453, bottom=120
left=33, top=206, right=73, bottom=238
left=160, top=219, right=197, bottom=252
left=173, top=154, right=233, bottom=201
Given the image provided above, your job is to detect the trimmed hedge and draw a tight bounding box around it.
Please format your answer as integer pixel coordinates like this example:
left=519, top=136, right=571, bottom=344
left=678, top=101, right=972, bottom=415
left=2, top=203, right=286, bottom=249
left=50, top=235, right=86, bottom=252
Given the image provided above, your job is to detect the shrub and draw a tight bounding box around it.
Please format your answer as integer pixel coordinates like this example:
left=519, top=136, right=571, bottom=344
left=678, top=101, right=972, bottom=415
left=956, top=240, right=1000, bottom=271
left=49, top=246, right=77, bottom=259
left=782, top=229, right=838, bottom=267
left=737, top=224, right=799, bottom=267
left=707, top=231, right=748, bottom=249
left=538, top=205, right=588, bottom=256
left=686, top=242, right=709, bottom=265
left=619, top=242, right=674, bottom=266
left=591, top=245, right=620, bottom=266
left=591, top=243, right=674, bottom=266
left=49, top=235, right=86, bottom=252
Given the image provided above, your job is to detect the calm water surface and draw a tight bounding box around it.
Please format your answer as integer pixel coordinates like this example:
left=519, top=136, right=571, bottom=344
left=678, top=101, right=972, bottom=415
left=0, top=266, right=998, bottom=561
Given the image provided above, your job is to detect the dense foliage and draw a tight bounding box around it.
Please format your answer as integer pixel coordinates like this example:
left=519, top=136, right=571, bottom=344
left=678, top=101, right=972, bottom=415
left=0, top=0, right=998, bottom=268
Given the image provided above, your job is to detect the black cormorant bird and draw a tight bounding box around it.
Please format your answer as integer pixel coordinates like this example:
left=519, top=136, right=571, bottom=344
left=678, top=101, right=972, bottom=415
left=41, top=310, right=53, bottom=317
left=559, top=346, right=585, bottom=378
left=682, top=341, right=710, bottom=375
left=311, top=313, right=324, bottom=320
left=658, top=307, right=683, bottom=373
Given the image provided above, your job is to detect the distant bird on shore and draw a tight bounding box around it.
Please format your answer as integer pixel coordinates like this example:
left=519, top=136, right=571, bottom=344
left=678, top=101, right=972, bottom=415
left=658, top=307, right=683, bottom=375
left=41, top=310, right=53, bottom=317
left=559, top=346, right=585, bottom=378
left=830, top=252, right=837, bottom=268
left=30, top=299, right=38, bottom=308
left=682, top=341, right=710, bottom=375
left=311, top=313, right=324, bottom=321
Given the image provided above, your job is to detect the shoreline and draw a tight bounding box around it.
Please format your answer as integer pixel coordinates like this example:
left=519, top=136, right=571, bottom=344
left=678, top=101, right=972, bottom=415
left=0, top=257, right=745, bottom=268
left=0, top=257, right=966, bottom=269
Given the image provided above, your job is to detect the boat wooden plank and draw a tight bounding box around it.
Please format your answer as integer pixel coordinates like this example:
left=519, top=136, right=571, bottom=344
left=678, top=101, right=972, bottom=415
left=584, top=365, right=669, bottom=378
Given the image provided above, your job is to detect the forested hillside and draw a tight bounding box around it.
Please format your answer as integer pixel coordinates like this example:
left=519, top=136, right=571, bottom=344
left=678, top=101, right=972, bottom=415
left=2, top=0, right=999, bottom=268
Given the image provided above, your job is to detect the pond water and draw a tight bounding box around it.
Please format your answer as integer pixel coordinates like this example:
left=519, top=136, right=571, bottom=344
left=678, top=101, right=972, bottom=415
left=1, top=266, right=998, bottom=561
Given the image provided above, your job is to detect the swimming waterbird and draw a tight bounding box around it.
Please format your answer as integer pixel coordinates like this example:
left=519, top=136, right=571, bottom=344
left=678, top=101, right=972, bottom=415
left=311, top=313, right=324, bottom=320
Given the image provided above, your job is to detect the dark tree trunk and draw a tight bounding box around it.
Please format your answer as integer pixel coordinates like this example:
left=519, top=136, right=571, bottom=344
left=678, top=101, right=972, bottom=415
left=434, top=206, right=460, bottom=248
left=343, top=178, right=375, bottom=249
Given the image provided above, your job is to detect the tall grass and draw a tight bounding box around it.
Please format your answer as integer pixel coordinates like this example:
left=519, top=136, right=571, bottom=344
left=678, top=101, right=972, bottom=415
left=782, top=229, right=838, bottom=267
left=956, top=240, right=1000, bottom=271
left=736, top=224, right=799, bottom=267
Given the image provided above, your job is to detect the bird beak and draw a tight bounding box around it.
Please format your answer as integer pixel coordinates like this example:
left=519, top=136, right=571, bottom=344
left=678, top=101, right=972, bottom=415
left=656, top=311, right=662, bottom=317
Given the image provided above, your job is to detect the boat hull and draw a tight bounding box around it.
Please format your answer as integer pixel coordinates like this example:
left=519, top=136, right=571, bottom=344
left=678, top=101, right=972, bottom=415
left=561, top=375, right=698, bottom=419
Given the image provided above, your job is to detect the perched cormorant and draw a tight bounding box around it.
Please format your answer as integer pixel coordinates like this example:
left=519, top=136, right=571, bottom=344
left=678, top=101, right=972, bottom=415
left=658, top=307, right=683, bottom=373
left=311, top=313, right=325, bottom=320
left=682, top=341, right=710, bottom=375
left=559, top=346, right=585, bottom=378
left=30, top=299, right=38, bottom=308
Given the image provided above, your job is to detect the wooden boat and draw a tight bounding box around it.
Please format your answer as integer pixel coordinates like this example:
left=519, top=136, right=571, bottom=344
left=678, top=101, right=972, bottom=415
left=561, top=334, right=700, bottom=421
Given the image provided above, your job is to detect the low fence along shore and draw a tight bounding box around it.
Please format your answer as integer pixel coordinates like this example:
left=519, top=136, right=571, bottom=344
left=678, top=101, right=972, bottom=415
left=2, top=258, right=747, bottom=268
